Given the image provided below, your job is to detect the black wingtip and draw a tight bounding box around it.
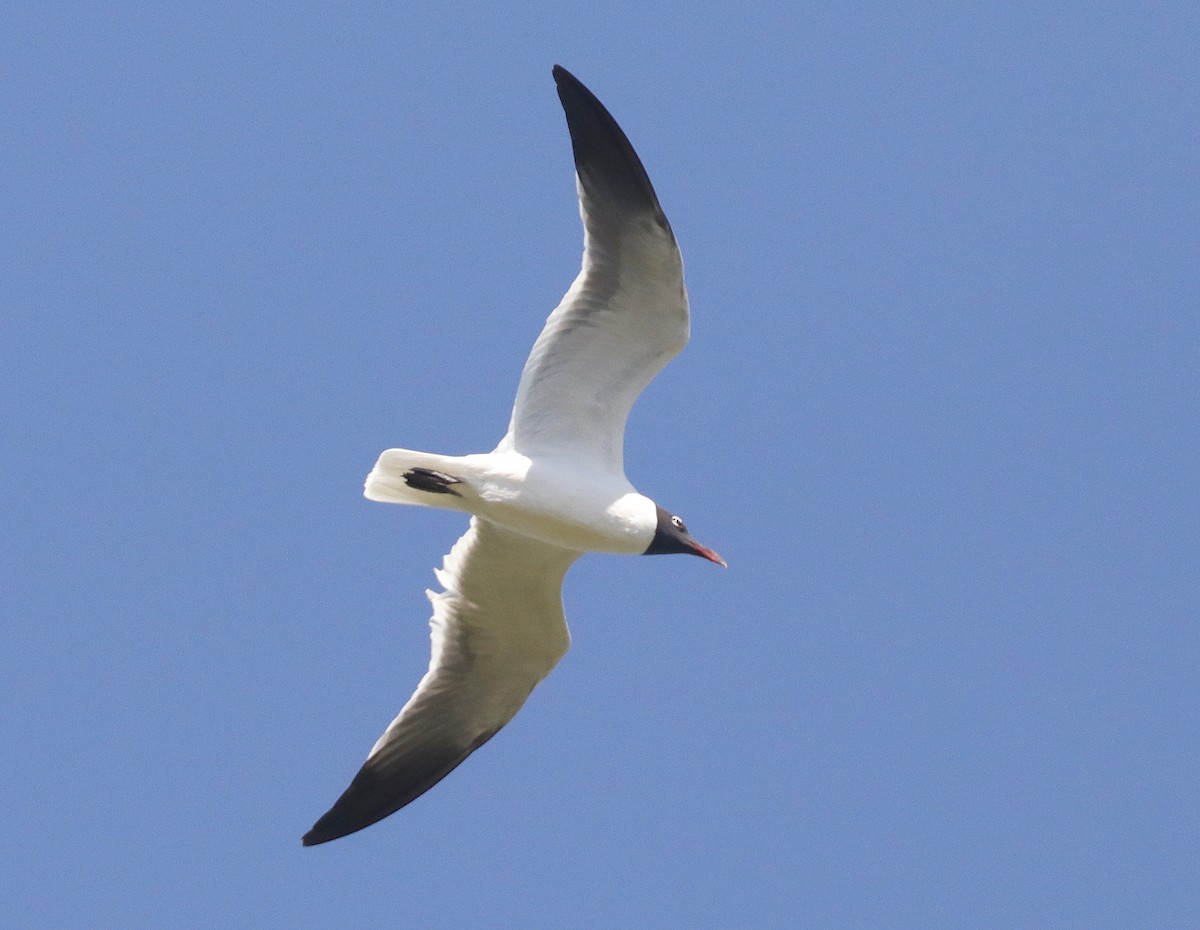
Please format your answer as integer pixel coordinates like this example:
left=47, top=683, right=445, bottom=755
left=301, top=761, right=398, bottom=847
left=301, top=810, right=352, bottom=847
left=301, top=725, right=504, bottom=846
left=550, top=65, right=668, bottom=222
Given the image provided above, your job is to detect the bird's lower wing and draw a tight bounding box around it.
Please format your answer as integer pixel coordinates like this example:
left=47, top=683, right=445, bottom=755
left=303, top=518, right=580, bottom=845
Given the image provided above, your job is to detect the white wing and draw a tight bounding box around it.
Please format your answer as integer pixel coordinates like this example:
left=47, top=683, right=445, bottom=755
left=499, top=65, right=689, bottom=474
left=303, top=518, right=579, bottom=845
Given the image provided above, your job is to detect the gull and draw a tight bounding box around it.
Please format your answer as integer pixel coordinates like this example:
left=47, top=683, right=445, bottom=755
left=302, top=65, right=724, bottom=846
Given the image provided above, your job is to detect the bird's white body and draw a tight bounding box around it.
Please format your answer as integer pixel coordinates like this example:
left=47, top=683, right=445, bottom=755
left=365, top=447, right=657, bottom=555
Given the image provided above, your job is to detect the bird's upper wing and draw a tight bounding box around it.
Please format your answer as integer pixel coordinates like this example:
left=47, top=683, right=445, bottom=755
left=498, top=65, right=689, bottom=474
left=303, top=518, right=580, bottom=845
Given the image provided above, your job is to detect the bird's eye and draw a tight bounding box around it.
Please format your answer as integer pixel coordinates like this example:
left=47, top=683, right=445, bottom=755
left=671, top=515, right=686, bottom=532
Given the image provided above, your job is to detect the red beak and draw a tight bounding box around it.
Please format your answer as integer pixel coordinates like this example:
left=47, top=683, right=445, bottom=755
left=690, top=541, right=727, bottom=568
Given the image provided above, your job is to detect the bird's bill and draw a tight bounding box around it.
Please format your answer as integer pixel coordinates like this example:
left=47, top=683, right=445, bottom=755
left=689, top=540, right=727, bottom=568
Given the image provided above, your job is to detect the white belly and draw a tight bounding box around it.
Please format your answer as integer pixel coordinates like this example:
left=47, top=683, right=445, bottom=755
left=464, top=452, right=655, bottom=554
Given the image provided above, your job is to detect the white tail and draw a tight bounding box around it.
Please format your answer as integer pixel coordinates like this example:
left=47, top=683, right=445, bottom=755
left=364, top=448, right=470, bottom=509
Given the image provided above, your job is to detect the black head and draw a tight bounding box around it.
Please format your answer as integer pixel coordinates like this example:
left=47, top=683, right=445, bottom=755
left=643, top=505, right=726, bottom=567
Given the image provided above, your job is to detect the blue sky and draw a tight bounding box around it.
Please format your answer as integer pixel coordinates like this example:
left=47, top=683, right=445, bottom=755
left=4, top=2, right=1198, bottom=927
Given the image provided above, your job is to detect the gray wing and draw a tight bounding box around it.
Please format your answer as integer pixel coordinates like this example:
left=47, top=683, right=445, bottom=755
left=302, top=518, right=579, bottom=845
left=497, top=65, right=689, bottom=474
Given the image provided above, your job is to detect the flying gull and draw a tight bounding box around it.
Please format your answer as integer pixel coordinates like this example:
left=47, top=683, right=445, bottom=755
left=303, top=65, right=724, bottom=846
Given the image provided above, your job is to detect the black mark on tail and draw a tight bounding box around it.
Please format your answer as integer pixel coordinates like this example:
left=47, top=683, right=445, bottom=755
left=403, top=467, right=464, bottom=497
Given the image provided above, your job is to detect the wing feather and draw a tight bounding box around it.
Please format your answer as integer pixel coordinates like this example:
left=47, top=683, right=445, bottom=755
left=302, top=518, right=579, bottom=845
left=499, top=66, right=689, bottom=473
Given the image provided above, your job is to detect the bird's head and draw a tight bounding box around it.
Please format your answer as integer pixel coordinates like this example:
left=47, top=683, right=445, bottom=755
left=642, top=505, right=726, bottom=567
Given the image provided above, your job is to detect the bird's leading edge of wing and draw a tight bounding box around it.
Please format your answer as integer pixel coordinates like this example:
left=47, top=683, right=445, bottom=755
left=500, top=66, right=690, bottom=473
left=303, top=518, right=580, bottom=845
